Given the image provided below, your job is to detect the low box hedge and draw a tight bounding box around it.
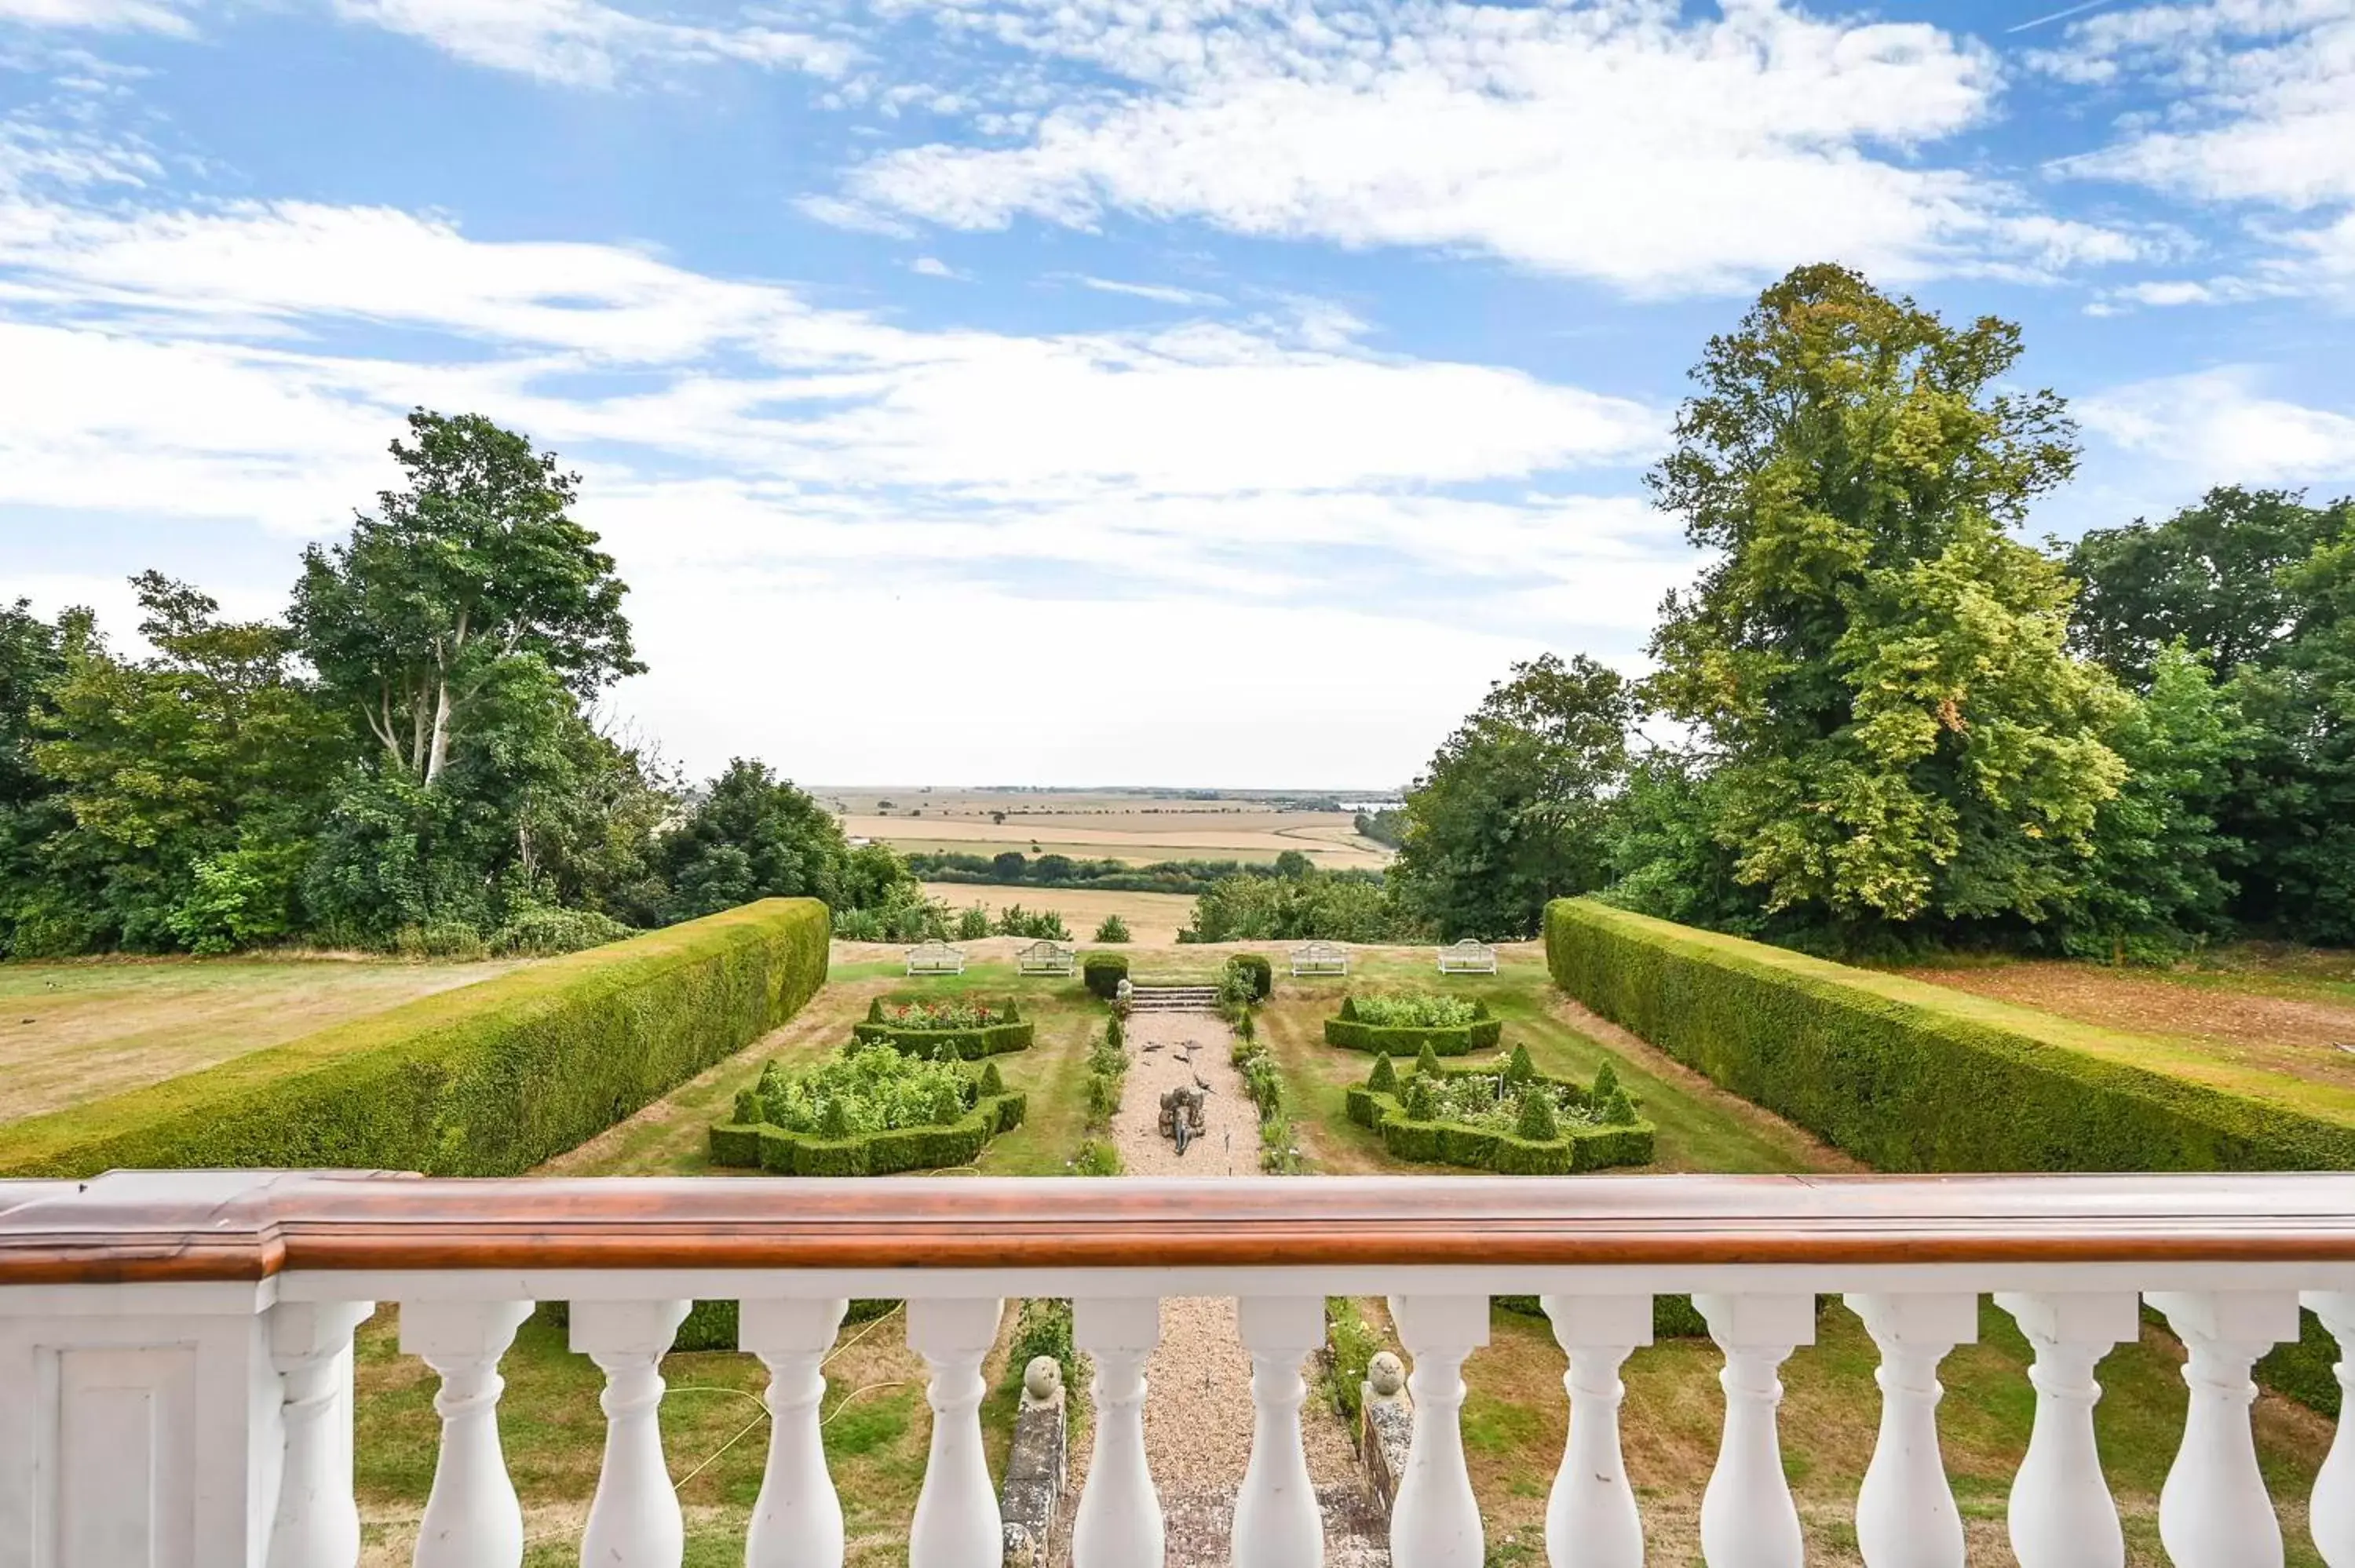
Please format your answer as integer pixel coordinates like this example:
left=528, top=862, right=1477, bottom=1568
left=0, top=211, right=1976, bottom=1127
left=1083, top=952, right=1130, bottom=999
left=0, top=899, right=831, bottom=1179
left=1345, top=1064, right=1654, bottom=1175
left=1324, top=1001, right=1502, bottom=1056
left=850, top=1005, right=1035, bottom=1059
left=710, top=1090, right=1027, bottom=1177
left=1544, top=898, right=2355, bottom=1173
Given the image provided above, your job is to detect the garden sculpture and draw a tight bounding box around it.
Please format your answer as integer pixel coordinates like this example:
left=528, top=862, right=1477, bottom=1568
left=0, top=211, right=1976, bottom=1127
left=1158, top=1084, right=1207, bottom=1154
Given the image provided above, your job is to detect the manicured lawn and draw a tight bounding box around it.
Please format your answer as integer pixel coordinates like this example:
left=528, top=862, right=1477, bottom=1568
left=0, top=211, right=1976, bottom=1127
left=356, top=957, right=1110, bottom=1565
left=0, top=954, right=527, bottom=1125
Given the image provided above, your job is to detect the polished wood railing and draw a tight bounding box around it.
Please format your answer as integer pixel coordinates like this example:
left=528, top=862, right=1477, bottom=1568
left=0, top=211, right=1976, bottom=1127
left=4, top=1170, right=2354, bottom=1567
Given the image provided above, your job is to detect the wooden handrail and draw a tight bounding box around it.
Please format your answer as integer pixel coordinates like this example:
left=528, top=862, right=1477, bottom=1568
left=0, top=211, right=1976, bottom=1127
left=5, top=1172, right=2355, bottom=1285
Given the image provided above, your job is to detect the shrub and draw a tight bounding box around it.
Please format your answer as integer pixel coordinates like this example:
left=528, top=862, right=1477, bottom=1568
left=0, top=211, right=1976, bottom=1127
left=1544, top=898, right=2355, bottom=1172
left=393, top=921, right=490, bottom=961
left=1094, top=914, right=1132, bottom=943
left=851, top=996, right=1035, bottom=1059
left=1071, top=1138, right=1123, bottom=1176
left=1591, top=1059, right=1619, bottom=1100
left=1227, top=953, right=1274, bottom=1001
left=957, top=906, right=992, bottom=941
left=1324, top=1300, right=1383, bottom=1422
left=1324, top=995, right=1502, bottom=1056
left=1008, top=1299, right=1076, bottom=1392
left=0, top=899, right=831, bottom=1178
left=993, top=904, right=1073, bottom=940
left=1348, top=1057, right=1654, bottom=1175
left=1517, top=1088, right=1559, bottom=1140
left=1415, top=1041, right=1443, bottom=1081
left=1504, top=1044, right=1535, bottom=1086
left=490, top=905, right=634, bottom=957
left=1367, top=1052, right=1398, bottom=1094
left=1083, top=952, right=1130, bottom=1000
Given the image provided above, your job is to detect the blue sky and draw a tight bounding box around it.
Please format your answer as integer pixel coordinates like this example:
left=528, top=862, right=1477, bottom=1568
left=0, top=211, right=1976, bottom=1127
left=2, top=0, right=2352, bottom=787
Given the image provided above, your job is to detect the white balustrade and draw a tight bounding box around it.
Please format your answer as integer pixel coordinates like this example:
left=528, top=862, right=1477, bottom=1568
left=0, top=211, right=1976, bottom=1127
left=2305, top=1292, right=2355, bottom=1568
left=1072, top=1296, right=1165, bottom=1568
left=8, top=1170, right=2355, bottom=1568
left=743, top=1295, right=850, bottom=1568
left=1388, top=1293, right=1489, bottom=1568
left=1696, top=1291, right=1813, bottom=1568
left=1539, top=1293, right=1650, bottom=1568
left=1995, top=1290, right=2136, bottom=1568
left=905, top=1295, right=1004, bottom=1568
left=402, top=1297, right=534, bottom=1568
left=2150, top=1289, right=2301, bottom=1568
left=1232, top=1294, right=1326, bottom=1568
left=573, top=1298, right=691, bottom=1568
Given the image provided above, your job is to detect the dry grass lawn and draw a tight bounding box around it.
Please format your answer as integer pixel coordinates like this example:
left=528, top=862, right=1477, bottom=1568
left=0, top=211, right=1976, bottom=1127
left=0, top=955, right=526, bottom=1125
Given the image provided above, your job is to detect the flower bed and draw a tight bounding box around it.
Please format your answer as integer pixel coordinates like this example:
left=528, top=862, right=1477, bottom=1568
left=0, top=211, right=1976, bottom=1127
left=850, top=995, right=1035, bottom=1059
left=1324, top=993, right=1503, bottom=1056
left=1345, top=1045, right=1652, bottom=1173
left=710, top=1044, right=1026, bottom=1176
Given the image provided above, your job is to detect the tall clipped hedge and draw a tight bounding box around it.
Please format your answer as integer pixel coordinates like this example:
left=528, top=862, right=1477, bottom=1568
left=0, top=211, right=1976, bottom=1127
left=0, top=899, right=831, bottom=1179
left=1544, top=899, right=2355, bottom=1172
left=1082, top=951, right=1130, bottom=999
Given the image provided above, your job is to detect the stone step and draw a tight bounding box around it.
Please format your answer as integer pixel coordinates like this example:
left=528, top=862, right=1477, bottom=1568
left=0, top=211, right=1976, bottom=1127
left=1127, top=986, right=1221, bottom=1014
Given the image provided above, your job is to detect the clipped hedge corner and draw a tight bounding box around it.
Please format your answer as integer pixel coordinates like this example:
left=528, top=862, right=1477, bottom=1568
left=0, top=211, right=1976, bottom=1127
left=0, top=899, right=831, bottom=1179
left=1345, top=1062, right=1654, bottom=1175
left=709, top=1089, right=1027, bottom=1177
left=1082, top=951, right=1130, bottom=1000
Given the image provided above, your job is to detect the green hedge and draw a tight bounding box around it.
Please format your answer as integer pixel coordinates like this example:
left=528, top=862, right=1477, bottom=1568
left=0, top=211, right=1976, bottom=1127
left=1324, top=1009, right=1502, bottom=1056
left=1229, top=954, right=1274, bottom=1001
left=0, top=899, right=831, bottom=1178
left=849, top=1018, right=1035, bottom=1059
left=710, top=1091, right=1028, bottom=1177
left=1082, top=952, right=1130, bottom=1000
left=1345, top=1066, right=1653, bottom=1174
left=1544, top=898, right=2355, bottom=1173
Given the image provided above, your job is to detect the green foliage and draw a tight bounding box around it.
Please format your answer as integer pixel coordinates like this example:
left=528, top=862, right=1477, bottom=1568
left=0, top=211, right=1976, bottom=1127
left=850, top=997, right=1035, bottom=1059
left=1227, top=952, right=1274, bottom=1000
left=1415, top=1041, right=1443, bottom=1081
left=1092, top=913, right=1131, bottom=943
left=1349, top=994, right=1481, bottom=1028
left=488, top=904, right=633, bottom=957
left=1367, top=1052, right=1398, bottom=1093
left=1324, top=1300, right=1382, bottom=1422
left=1516, top=1088, right=1559, bottom=1140
left=1181, top=866, right=1422, bottom=943
left=1086, top=1018, right=1128, bottom=1125
left=1504, top=1043, right=1535, bottom=1086
left=1081, top=951, right=1129, bottom=1000
left=1, top=899, right=831, bottom=1177
left=1348, top=1058, right=1654, bottom=1175
left=1324, top=997, right=1502, bottom=1056
left=730, top=1086, right=1027, bottom=1177
left=1547, top=897, right=2355, bottom=1171
left=1070, top=1138, right=1123, bottom=1176
left=1009, top=1300, right=1076, bottom=1392
left=992, top=904, right=1072, bottom=940
left=739, top=1045, right=980, bottom=1138
left=1392, top=652, right=1635, bottom=939
left=979, top=1059, right=1007, bottom=1097
left=957, top=904, right=992, bottom=940
left=666, top=759, right=917, bottom=925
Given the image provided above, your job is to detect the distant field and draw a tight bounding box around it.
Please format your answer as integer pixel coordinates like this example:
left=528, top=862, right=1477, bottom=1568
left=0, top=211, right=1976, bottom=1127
left=830, top=786, right=1393, bottom=871
left=920, top=883, right=1199, bottom=943
left=0, top=957, right=524, bottom=1125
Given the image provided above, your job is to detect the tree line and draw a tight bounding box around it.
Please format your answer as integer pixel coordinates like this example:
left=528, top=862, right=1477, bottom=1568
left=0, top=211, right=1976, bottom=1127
left=0, top=411, right=926, bottom=959
left=1389, top=264, right=2355, bottom=960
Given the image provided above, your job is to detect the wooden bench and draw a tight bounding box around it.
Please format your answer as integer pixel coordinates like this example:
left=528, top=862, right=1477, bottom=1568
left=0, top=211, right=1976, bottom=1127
left=905, top=940, right=967, bottom=976
left=1017, top=939, right=1076, bottom=977
left=1437, top=939, right=1498, bottom=975
left=1291, top=941, right=1349, bottom=977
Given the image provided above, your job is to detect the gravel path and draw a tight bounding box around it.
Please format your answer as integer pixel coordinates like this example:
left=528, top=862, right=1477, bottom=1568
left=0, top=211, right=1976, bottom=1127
left=1064, top=1008, right=1386, bottom=1566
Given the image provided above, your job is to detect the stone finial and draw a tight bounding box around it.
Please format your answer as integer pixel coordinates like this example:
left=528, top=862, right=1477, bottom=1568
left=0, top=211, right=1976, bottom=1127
left=1022, top=1355, right=1064, bottom=1406
left=1366, top=1351, right=1407, bottom=1400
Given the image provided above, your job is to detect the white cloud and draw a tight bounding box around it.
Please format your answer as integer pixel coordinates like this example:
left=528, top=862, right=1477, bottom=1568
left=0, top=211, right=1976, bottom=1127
left=333, top=0, right=853, bottom=86
left=825, top=0, right=2146, bottom=295
left=0, top=0, right=192, bottom=31
left=2079, top=368, right=2355, bottom=487
left=909, top=254, right=964, bottom=278
left=1076, top=275, right=1223, bottom=306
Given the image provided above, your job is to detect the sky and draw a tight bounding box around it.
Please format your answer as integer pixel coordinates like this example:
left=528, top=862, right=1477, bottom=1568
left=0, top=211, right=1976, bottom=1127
left=2, top=0, right=2353, bottom=789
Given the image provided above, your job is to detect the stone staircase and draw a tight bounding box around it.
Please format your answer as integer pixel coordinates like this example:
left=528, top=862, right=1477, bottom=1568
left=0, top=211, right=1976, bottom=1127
left=1126, top=985, right=1221, bottom=1014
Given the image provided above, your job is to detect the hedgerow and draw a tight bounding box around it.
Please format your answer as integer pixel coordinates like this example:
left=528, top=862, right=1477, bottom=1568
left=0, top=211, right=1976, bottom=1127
left=850, top=996, right=1034, bottom=1059
left=0, top=899, right=830, bottom=1179
left=1324, top=994, right=1502, bottom=1056
left=1544, top=898, right=2355, bottom=1172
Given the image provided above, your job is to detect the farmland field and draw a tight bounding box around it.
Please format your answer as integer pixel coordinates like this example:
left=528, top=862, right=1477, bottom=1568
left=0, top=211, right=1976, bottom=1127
left=918, top=882, right=1199, bottom=943
left=820, top=785, right=1395, bottom=870
left=0, top=956, right=524, bottom=1125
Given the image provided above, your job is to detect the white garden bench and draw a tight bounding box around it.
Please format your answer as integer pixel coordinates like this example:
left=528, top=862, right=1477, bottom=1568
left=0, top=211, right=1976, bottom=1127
left=1016, top=939, right=1076, bottom=977
left=905, top=940, right=967, bottom=976
left=1291, top=940, right=1349, bottom=977
left=1437, top=939, right=1499, bottom=975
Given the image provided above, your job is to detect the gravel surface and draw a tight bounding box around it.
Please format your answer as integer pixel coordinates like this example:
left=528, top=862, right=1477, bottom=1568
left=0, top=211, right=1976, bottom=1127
left=1059, top=1008, right=1385, bottom=1566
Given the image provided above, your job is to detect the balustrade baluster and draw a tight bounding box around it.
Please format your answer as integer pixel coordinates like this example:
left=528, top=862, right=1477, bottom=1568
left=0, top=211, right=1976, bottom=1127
left=906, top=1296, right=1004, bottom=1568
left=1538, top=1293, right=1650, bottom=1568
left=2304, top=1293, right=2355, bottom=1568
left=2149, top=1289, right=2300, bottom=1568
left=1695, top=1292, right=1813, bottom=1568
left=1847, top=1292, right=1976, bottom=1568
left=1072, top=1296, right=1163, bottom=1568
left=267, top=1299, right=374, bottom=1568
left=743, top=1296, right=851, bottom=1568
left=402, top=1297, right=535, bottom=1568
left=1232, top=1295, right=1326, bottom=1568
left=1994, top=1292, right=2135, bottom=1568
left=573, top=1299, right=691, bottom=1568
left=1388, top=1294, right=1490, bottom=1568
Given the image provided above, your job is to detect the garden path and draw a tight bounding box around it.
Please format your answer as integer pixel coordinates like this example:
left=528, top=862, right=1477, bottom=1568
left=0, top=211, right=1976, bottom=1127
left=1064, top=1008, right=1388, bottom=1566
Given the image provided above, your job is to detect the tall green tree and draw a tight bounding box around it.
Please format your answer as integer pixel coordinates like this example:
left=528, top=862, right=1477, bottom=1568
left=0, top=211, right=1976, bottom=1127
left=659, top=759, right=918, bottom=923
left=0, top=600, right=75, bottom=956
left=292, top=410, right=641, bottom=786
left=2066, top=487, right=2347, bottom=688
left=1391, top=653, right=1634, bottom=939
left=1646, top=264, right=2127, bottom=943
